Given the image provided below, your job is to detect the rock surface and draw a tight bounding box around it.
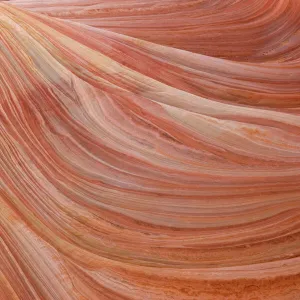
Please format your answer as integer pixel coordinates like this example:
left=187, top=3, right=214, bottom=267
left=1, top=1, right=300, bottom=299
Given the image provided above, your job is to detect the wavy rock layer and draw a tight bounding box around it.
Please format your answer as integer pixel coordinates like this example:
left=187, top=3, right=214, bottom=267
left=6, top=0, right=300, bottom=61
left=1, top=1, right=300, bottom=300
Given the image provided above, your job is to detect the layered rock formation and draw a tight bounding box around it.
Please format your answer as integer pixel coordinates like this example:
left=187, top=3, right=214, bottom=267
left=1, top=1, right=300, bottom=299
left=6, top=0, right=300, bottom=61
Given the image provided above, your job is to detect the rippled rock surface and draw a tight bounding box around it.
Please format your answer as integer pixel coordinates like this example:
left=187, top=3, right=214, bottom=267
left=1, top=1, right=300, bottom=299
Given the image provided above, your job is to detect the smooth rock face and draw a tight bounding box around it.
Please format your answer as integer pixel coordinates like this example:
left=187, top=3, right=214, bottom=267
left=5, top=0, right=300, bottom=61
left=1, top=1, right=300, bottom=299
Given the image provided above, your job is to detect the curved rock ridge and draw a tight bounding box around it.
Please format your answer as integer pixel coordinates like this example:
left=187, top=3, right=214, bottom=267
left=1, top=1, right=300, bottom=300
left=5, top=0, right=300, bottom=61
